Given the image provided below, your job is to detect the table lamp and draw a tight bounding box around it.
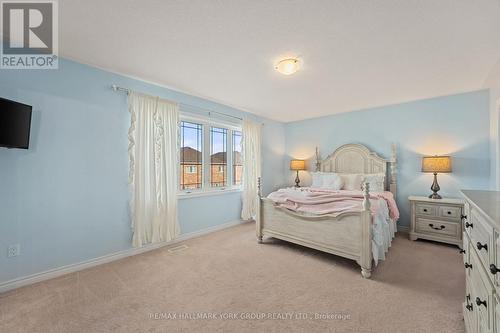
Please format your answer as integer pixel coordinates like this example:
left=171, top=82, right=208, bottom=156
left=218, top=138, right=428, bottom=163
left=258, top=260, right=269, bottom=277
left=421, top=155, right=452, bottom=199
left=290, top=159, right=306, bottom=187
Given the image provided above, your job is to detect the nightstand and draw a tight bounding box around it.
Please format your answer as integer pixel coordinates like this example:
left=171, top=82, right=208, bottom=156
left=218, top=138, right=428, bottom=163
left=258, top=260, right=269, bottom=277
left=408, top=196, right=464, bottom=248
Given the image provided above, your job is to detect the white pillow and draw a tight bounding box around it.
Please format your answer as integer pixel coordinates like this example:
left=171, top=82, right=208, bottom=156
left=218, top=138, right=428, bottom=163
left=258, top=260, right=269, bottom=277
left=310, top=172, right=343, bottom=190
left=363, top=173, right=386, bottom=192
left=321, top=173, right=343, bottom=190
left=311, top=172, right=324, bottom=188
left=340, top=173, right=365, bottom=191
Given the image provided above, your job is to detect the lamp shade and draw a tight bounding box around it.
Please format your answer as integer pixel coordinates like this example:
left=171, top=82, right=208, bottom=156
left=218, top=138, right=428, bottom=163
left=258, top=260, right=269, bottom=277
left=421, top=156, right=452, bottom=173
left=290, top=159, right=306, bottom=171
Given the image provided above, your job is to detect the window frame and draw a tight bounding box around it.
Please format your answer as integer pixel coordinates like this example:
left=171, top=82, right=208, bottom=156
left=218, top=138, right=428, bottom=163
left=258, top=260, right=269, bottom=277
left=232, top=130, right=243, bottom=186
left=179, top=120, right=204, bottom=191
left=209, top=126, right=229, bottom=188
left=178, top=113, right=242, bottom=196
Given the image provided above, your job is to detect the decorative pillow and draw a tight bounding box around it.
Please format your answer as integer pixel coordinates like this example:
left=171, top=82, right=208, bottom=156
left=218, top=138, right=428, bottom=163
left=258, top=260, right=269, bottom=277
left=340, top=173, right=365, bottom=191
left=310, top=172, right=343, bottom=190
left=363, top=173, right=386, bottom=192
left=321, top=173, right=343, bottom=190
left=311, top=172, right=324, bottom=188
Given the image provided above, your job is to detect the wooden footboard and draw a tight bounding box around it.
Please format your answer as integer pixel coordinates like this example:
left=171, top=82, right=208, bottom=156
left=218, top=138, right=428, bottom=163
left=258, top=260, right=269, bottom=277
left=256, top=180, right=373, bottom=278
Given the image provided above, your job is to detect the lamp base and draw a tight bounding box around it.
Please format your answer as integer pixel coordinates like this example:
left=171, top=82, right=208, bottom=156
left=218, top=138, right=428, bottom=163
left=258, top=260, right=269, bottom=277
left=428, top=172, right=442, bottom=199
left=294, top=170, right=301, bottom=188
left=428, top=193, right=442, bottom=200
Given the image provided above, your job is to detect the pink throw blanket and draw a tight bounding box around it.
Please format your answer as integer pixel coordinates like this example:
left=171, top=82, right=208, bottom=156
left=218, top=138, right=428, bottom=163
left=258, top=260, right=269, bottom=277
left=267, top=188, right=400, bottom=220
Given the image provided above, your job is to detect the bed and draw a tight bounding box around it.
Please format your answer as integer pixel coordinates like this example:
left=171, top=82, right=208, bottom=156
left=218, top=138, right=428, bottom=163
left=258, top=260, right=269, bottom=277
left=256, top=143, right=398, bottom=278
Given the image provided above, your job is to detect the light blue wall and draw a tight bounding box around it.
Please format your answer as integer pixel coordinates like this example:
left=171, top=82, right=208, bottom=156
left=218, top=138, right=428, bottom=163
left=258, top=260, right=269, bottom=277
left=0, top=59, right=285, bottom=283
left=486, top=61, right=500, bottom=190
left=285, top=90, right=491, bottom=228
left=489, top=86, right=499, bottom=190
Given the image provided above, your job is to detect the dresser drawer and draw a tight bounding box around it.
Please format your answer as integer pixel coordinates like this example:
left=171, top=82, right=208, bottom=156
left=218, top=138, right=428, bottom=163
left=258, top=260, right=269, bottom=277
left=494, top=295, right=500, bottom=333
left=463, top=300, right=475, bottom=333
left=464, top=201, right=471, bottom=220
left=465, top=237, right=473, bottom=278
left=463, top=201, right=473, bottom=237
left=464, top=276, right=476, bottom=333
left=470, top=249, right=494, bottom=333
left=492, top=232, right=500, bottom=289
left=415, top=217, right=460, bottom=239
left=469, top=209, right=494, bottom=272
left=415, top=203, right=437, bottom=217
left=438, top=205, right=461, bottom=220
left=461, top=232, right=470, bottom=264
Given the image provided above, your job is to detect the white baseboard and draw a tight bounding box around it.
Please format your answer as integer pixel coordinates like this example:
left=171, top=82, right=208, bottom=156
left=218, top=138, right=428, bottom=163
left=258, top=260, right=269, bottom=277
left=397, top=225, right=410, bottom=233
left=0, top=219, right=249, bottom=293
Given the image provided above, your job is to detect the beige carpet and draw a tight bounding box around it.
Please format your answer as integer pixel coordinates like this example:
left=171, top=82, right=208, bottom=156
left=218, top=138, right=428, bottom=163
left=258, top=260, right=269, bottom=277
left=0, top=222, right=465, bottom=333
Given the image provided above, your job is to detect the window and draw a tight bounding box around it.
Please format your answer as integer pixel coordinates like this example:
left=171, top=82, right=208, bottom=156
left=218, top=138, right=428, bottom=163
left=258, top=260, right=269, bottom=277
left=180, top=121, right=203, bottom=190
left=210, top=127, right=227, bottom=187
left=233, top=131, right=242, bottom=186
left=179, top=116, right=242, bottom=193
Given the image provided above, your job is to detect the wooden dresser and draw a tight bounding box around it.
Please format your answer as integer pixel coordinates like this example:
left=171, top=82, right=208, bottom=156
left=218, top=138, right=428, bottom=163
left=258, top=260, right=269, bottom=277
left=461, top=190, right=500, bottom=333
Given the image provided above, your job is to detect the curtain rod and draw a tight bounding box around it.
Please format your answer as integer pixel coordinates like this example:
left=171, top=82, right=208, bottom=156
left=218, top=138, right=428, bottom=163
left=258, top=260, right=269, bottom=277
left=111, top=84, right=245, bottom=122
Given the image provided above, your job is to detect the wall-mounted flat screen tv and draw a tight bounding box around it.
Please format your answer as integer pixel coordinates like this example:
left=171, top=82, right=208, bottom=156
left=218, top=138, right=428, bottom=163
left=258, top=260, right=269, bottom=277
left=0, top=97, right=33, bottom=149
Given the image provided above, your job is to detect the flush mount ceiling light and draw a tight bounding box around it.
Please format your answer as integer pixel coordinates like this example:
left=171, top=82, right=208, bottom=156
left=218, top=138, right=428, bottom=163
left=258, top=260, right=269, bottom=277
left=275, top=58, right=300, bottom=75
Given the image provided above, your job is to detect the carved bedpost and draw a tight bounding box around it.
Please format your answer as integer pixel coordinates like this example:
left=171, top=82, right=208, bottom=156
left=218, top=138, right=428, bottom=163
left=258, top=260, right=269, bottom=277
left=360, top=182, right=372, bottom=278
left=315, top=147, right=321, bottom=172
left=362, top=182, right=371, bottom=211
left=389, top=143, right=397, bottom=197
left=256, top=177, right=263, bottom=243
left=257, top=177, right=262, bottom=199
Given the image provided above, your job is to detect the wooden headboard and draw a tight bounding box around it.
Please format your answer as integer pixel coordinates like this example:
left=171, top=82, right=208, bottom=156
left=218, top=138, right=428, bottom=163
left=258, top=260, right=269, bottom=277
left=317, top=143, right=397, bottom=196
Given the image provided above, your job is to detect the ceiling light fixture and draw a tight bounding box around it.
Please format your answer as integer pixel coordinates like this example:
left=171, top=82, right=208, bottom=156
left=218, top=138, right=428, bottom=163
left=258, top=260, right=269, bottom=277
left=275, top=58, right=300, bottom=75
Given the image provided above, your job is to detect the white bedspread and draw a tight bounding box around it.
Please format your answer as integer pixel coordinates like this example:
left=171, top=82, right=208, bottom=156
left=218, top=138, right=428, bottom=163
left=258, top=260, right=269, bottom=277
left=371, top=198, right=396, bottom=265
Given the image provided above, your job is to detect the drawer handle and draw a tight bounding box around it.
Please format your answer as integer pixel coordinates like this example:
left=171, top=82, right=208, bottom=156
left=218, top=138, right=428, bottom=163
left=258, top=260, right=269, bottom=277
left=459, top=249, right=466, bottom=254
left=476, top=242, right=488, bottom=252
left=465, top=263, right=472, bottom=269
left=490, top=264, right=500, bottom=275
left=429, top=223, right=445, bottom=230
left=423, top=208, right=428, bottom=212
left=465, top=222, right=473, bottom=229
left=461, top=214, right=467, bottom=220
left=447, top=211, right=452, bottom=215
left=475, top=297, right=487, bottom=308
left=465, top=293, right=473, bottom=311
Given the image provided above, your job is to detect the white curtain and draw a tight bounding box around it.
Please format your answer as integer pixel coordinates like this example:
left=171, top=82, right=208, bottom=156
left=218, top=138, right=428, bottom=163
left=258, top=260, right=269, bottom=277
left=128, top=92, right=180, bottom=247
left=241, top=119, right=262, bottom=220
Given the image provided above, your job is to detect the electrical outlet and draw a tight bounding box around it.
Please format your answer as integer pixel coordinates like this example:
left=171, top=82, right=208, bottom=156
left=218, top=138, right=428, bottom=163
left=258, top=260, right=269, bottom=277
left=7, top=244, right=20, bottom=258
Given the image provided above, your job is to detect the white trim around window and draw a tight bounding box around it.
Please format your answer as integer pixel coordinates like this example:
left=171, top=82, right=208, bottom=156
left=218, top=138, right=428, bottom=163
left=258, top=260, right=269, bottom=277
left=177, top=188, right=243, bottom=200
left=178, top=113, right=243, bottom=197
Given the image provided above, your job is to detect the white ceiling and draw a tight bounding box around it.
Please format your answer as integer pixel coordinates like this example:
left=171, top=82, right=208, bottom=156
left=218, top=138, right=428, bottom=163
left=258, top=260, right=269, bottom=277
left=60, top=0, right=500, bottom=122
